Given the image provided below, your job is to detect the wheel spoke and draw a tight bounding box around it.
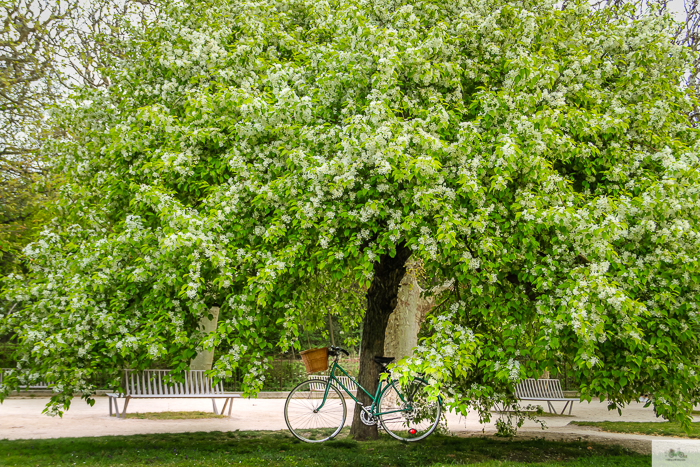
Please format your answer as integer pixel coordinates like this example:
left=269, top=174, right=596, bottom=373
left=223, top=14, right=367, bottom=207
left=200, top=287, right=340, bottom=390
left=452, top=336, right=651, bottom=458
left=378, top=378, right=441, bottom=442
left=285, top=380, right=347, bottom=443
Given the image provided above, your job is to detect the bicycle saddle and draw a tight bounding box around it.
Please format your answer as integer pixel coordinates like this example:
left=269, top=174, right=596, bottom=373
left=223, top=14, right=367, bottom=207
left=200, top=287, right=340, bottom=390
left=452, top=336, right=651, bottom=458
left=373, top=356, right=394, bottom=365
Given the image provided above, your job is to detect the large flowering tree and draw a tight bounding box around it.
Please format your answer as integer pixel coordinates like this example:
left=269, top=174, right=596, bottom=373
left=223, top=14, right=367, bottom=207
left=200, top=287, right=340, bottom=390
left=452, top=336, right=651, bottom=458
left=2, top=0, right=700, bottom=438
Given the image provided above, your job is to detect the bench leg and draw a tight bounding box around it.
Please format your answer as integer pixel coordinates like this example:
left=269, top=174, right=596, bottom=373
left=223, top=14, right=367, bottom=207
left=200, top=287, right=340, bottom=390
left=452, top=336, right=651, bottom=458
left=113, top=397, right=121, bottom=418
left=212, top=398, right=219, bottom=415
left=568, top=401, right=574, bottom=416
left=228, top=398, right=233, bottom=417
left=547, top=401, right=555, bottom=414
left=121, top=397, right=130, bottom=418
left=109, top=396, right=113, bottom=417
left=560, top=401, right=568, bottom=415
left=221, top=398, right=229, bottom=415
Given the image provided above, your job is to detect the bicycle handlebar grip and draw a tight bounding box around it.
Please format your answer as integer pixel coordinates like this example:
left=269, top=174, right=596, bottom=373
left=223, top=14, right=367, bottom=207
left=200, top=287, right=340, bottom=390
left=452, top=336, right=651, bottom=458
left=329, top=346, right=349, bottom=356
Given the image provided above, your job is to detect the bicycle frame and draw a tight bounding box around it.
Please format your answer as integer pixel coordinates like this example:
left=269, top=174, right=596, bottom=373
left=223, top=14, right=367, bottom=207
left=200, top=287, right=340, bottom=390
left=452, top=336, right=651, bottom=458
left=315, top=358, right=410, bottom=418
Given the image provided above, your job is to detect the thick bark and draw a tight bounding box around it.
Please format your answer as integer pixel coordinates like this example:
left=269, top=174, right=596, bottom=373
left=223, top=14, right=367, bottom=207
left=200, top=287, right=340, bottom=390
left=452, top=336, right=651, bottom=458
left=384, top=260, right=452, bottom=361
left=350, top=242, right=412, bottom=440
left=384, top=261, right=425, bottom=362
left=189, top=306, right=219, bottom=370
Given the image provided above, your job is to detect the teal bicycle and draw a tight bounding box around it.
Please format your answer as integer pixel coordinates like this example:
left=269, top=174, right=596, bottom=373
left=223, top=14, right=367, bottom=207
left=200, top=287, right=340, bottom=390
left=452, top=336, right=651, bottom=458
left=284, top=346, right=442, bottom=443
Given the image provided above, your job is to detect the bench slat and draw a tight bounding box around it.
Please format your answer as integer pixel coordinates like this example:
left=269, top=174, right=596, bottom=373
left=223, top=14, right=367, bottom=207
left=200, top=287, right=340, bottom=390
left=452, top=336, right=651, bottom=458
left=513, top=378, right=577, bottom=415
left=0, top=369, right=53, bottom=389
left=516, top=378, right=571, bottom=400
left=106, top=394, right=241, bottom=398
left=119, top=370, right=235, bottom=397
left=107, top=369, right=241, bottom=419
left=309, top=375, right=358, bottom=395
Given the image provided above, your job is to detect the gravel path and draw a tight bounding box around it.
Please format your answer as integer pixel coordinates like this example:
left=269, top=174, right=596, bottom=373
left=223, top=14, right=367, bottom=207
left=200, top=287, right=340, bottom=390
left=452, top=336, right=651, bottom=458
left=0, top=394, right=692, bottom=454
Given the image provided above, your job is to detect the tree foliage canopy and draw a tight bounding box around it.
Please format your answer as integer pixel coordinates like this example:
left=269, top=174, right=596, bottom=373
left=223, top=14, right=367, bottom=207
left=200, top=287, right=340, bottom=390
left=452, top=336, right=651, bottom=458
left=2, top=0, right=700, bottom=428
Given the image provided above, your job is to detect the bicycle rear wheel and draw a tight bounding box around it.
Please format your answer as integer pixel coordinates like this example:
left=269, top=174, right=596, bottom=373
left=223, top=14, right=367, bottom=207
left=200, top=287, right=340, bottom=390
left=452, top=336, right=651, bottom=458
left=378, top=378, right=441, bottom=441
left=284, top=379, right=347, bottom=443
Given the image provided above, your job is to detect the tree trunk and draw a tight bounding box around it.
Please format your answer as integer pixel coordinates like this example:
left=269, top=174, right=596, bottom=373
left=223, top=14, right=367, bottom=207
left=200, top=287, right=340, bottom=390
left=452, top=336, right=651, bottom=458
left=384, top=261, right=423, bottom=362
left=190, top=306, right=219, bottom=370
left=328, top=312, right=335, bottom=347
left=384, top=259, right=451, bottom=362
left=350, top=242, right=412, bottom=440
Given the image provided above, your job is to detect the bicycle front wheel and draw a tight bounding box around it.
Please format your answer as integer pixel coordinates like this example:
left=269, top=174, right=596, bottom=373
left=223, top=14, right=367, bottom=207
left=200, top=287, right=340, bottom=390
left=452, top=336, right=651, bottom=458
left=378, top=378, right=441, bottom=442
left=284, top=379, right=347, bottom=443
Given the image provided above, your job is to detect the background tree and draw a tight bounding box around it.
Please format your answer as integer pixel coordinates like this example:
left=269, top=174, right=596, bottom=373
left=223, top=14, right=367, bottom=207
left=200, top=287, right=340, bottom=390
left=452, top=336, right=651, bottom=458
left=2, top=0, right=700, bottom=441
left=591, top=0, right=700, bottom=119
left=0, top=0, right=71, bottom=275
left=0, top=0, right=159, bottom=377
left=0, top=0, right=157, bottom=275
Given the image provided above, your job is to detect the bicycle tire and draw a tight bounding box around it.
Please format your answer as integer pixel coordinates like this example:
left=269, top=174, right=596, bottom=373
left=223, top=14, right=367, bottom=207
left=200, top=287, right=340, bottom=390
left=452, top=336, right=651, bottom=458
left=284, top=379, right=347, bottom=443
left=378, top=378, right=441, bottom=442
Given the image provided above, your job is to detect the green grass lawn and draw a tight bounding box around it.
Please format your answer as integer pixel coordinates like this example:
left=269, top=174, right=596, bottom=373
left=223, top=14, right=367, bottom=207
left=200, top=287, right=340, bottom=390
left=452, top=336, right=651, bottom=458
left=0, top=430, right=647, bottom=466
left=570, top=421, right=700, bottom=438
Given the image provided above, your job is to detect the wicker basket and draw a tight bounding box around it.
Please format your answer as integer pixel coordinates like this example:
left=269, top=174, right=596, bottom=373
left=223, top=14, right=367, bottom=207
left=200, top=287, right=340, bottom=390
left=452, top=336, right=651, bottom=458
left=300, top=347, right=329, bottom=373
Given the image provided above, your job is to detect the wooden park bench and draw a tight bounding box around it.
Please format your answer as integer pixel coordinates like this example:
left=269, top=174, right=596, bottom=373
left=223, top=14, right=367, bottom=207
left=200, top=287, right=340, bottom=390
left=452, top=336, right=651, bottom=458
left=106, top=369, right=240, bottom=418
left=1, top=368, right=53, bottom=389
left=515, top=378, right=578, bottom=415
left=309, top=374, right=358, bottom=396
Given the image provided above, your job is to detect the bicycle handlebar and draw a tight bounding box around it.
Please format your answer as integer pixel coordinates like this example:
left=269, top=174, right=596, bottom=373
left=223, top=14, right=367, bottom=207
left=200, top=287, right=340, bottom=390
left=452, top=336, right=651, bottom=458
left=329, top=346, right=349, bottom=357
